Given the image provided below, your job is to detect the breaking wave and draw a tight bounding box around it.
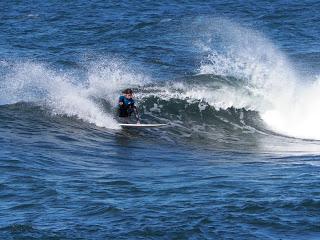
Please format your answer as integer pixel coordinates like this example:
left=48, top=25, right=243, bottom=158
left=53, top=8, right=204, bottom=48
left=1, top=19, right=320, bottom=141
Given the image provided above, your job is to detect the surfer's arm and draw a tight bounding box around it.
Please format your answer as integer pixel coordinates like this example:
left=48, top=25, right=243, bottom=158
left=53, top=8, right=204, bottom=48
left=119, top=96, right=125, bottom=105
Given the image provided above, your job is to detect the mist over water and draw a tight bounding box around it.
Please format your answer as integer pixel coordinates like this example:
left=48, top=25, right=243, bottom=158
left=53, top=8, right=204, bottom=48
left=1, top=1, right=320, bottom=239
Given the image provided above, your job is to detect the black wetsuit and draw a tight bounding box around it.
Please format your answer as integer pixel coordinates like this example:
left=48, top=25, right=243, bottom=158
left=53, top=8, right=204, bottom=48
left=118, top=96, right=139, bottom=120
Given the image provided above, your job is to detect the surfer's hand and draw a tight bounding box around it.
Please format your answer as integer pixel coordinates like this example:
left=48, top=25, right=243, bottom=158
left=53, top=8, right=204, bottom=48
left=119, top=102, right=123, bottom=105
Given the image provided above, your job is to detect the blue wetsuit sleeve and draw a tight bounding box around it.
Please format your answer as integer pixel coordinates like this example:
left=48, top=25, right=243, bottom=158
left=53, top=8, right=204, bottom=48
left=119, top=96, right=125, bottom=103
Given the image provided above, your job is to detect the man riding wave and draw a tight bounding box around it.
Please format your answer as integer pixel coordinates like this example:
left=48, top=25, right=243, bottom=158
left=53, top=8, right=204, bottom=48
left=118, top=88, right=140, bottom=124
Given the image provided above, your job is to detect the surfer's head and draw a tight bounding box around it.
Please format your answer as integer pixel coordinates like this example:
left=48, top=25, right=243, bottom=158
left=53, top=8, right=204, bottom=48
left=122, top=88, right=133, bottom=98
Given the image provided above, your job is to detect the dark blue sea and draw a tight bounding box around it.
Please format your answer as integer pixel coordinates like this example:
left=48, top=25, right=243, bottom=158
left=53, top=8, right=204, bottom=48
left=1, top=1, right=320, bottom=239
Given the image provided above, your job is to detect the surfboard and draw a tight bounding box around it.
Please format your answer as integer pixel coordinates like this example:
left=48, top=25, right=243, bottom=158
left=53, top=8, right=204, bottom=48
left=119, top=123, right=167, bottom=128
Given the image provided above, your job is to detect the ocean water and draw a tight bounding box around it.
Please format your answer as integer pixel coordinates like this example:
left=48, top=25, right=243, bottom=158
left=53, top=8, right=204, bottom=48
left=1, top=1, right=320, bottom=239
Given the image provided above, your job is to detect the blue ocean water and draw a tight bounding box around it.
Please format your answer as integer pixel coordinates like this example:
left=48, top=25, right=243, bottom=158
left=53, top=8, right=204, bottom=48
left=1, top=1, right=320, bottom=239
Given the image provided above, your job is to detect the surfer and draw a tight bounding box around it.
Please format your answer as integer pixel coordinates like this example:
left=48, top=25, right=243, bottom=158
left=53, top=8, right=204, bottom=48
left=118, top=88, right=140, bottom=124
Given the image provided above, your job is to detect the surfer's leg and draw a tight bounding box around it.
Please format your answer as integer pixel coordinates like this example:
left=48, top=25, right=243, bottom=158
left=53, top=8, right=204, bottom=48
left=134, top=108, right=140, bottom=123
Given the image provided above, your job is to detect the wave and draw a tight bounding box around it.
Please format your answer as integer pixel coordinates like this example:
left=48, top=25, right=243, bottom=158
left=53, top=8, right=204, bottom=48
left=1, top=19, right=320, bottom=141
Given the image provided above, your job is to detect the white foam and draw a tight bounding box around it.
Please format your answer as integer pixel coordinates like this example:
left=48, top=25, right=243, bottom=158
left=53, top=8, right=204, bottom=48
left=262, top=76, right=320, bottom=139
